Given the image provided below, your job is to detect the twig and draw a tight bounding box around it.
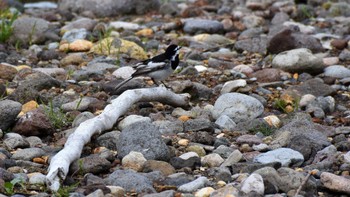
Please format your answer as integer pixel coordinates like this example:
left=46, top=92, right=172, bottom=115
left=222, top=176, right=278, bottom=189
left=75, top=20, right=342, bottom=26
left=294, top=172, right=312, bottom=197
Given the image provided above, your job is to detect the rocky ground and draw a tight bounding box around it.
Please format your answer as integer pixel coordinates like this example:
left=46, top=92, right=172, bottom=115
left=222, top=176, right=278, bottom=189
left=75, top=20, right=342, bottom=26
left=0, top=0, right=350, bottom=196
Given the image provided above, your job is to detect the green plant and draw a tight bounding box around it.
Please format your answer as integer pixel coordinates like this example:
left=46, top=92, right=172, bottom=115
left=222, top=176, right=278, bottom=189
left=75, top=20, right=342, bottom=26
left=4, top=177, right=26, bottom=195
left=0, top=9, right=18, bottom=43
left=250, top=123, right=276, bottom=136
left=274, top=95, right=300, bottom=114
left=28, top=20, right=37, bottom=46
left=300, top=4, right=313, bottom=19
left=53, top=182, right=79, bottom=197
left=75, top=95, right=83, bottom=110
left=66, top=69, right=75, bottom=80
left=15, top=39, right=22, bottom=51
left=43, top=100, right=72, bottom=129
left=97, top=28, right=114, bottom=55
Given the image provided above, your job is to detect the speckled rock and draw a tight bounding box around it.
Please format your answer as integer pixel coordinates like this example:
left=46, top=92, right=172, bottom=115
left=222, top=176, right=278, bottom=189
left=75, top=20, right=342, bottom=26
left=272, top=48, right=325, bottom=74
left=0, top=100, right=22, bottom=131
left=117, top=122, right=170, bottom=161
left=104, top=169, right=155, bottom=193
left=212, top=93, right=264, bottom=121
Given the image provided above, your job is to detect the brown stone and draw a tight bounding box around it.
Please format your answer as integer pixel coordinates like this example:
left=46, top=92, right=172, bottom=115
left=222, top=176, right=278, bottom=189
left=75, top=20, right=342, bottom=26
left=331, top=39, right=348, bottom=50
left=12, top=108, right=54, bottom=136
left=0, top=63, right=18, bottom=81
left=321, top=172, right=350, bottom=194
left=143, top=160, right=176, bottom=176
left=250, top=68, right=281, bottom=82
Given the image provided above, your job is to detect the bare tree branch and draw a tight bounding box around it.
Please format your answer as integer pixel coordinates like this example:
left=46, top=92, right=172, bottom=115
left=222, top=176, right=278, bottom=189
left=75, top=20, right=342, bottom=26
left=46, top=87, right=189, bottom=191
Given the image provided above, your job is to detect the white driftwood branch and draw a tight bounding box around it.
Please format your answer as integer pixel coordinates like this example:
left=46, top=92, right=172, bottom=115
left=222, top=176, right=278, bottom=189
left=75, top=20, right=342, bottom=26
left=45, top=87, right=189, bottom=191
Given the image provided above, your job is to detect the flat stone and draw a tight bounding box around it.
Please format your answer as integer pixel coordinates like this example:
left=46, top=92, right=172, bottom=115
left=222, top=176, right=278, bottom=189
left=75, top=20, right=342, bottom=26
left=321, top=172, right=350, bottom=194
left=104, top=169, right=155, bottom=193
left=253, top=148, right=304, bottom=167
left=178, top=176, right=209, bottom=193
left=11, top=148, right=45, bottom=161
left=272, top=48, right=325, bottom=74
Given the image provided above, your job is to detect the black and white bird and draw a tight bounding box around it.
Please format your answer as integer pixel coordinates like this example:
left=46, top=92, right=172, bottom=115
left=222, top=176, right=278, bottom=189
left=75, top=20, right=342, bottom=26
left=114, top=44, right=181, bottom=91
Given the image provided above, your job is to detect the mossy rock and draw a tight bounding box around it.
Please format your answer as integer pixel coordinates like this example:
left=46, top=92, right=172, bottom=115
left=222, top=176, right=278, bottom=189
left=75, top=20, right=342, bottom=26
left=91, top=37, right=147, bottom=60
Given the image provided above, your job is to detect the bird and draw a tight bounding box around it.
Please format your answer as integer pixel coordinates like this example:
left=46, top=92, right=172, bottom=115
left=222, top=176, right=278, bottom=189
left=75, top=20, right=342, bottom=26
left=114, top=44, right=181, bottom=91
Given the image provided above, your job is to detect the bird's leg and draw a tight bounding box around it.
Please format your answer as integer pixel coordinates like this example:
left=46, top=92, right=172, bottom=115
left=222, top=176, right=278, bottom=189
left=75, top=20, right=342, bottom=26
left=160, top=81, right=169, bottom=88
left=152, top=78, right=169, bottom=88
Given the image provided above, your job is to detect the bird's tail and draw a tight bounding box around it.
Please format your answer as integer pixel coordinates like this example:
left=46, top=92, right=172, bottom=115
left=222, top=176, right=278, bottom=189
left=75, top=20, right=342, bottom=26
left=114, top=77, right=133, bottom=91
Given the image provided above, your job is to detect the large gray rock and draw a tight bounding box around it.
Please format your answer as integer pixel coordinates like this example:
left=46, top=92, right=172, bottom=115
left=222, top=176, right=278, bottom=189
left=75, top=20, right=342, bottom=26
left=104, top=169, right=155, bottom=193
left=324, top=65, right=350, bottom=78
left=58, top=0, right=160, bottom=17
left=267, top=26, right=324, bottom=54
left=286, top=78, right=335, bottom=97
left=253, top=148, right=304, bottom=167
left=0, top=100, right=22, bottom=130
left=12, top=108, right=54, bottom=136
left=117, top=122, right=170, bottom=161
left=321, top=172, right=350, bottom=194
left=70, top=155, right=111, bottom=175
left=234, top=36, right=268, bottom=54
left=274, top=114, right=331, bottom=164
left=11, top=17, right=50, bottom=45
left=212, top=93, right=264, bottom=122
left=272, top=48, right=325, bottom=74
left=96, top=131, right=120, bottom=150
left=11, top=147, right=45, bottom=161
left=8, top=71, right=61, bottom=103
left=183, top=19, right=224, bottom=34
left=254, top=167, right=317, bottom=195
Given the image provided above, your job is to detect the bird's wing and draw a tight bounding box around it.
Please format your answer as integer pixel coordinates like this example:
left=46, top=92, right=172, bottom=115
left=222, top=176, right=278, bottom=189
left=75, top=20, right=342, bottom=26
left=132, top=60, right=169, bottom=77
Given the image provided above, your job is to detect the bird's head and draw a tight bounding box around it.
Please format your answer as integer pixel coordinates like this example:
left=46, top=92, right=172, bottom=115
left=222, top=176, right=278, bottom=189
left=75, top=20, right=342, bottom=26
left=165, top=44, right=181, bottom=60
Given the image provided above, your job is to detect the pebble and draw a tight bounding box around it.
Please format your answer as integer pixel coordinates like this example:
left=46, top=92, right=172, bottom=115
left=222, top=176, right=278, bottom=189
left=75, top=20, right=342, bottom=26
left=195, top=187, right=215, bottom=197
left=122, top=151, right=147, bottom=172
left=324, top=65, right=350, bottom=78
left=143, top=160, right=176, bottom=176
left=212, top=93, right=264, bottom=122
left=12, top=148, right=46, bottom=161
left=178, top=139, right=190, bottom=146
left=201, top=153, right=224, bottom=167
left=215, top=115, right=236, bottom=131
left=272, top=48, right=325, bottom=74
left=187, top=145, right=206, bottom=157
left=117, top=122, right=170, bottom=161
left=321, top=172, right=350, bottom=194
left=241, top=173, right=264, bottom=195
left=179, top=152, right=199, bottom=160
left=220, top=79, right=247, bottom=94
left=28, top=172, right=46, bottom=185
left=105, top=169, right=155, bottom=193
left=183, top=19, right=224, bottom=34
left=221, top=150, right=243, bottom=167
left=117, top=114, right=151, bottom=130
left=253, top=148, right=304, bottom=167
left=0, top=100, right=22, bottom=131
left=3, top=133, right=29, bottom=150
left=178, top=176, right=209, bottom=193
